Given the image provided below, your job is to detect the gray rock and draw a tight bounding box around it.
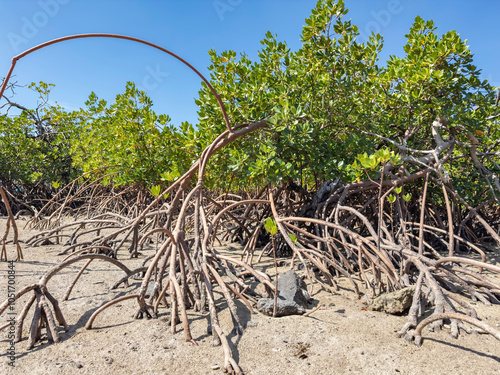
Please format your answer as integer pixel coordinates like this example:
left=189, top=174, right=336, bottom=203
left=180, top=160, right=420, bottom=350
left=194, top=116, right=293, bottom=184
left=145, top=280, right=156, bottom=298
left=257, top=270, right=310, bottom=317
left=253, top=282, right=270, bottom=298
left=368, top=286, right=415, bottom=314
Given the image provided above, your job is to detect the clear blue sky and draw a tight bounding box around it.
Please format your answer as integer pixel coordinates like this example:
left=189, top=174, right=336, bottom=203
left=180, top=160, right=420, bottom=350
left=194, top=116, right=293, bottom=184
left=1, top=0, right=498, bottom=126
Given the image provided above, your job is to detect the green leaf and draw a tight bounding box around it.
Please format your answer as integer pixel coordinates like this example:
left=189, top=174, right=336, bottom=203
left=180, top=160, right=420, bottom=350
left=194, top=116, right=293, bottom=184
left=264, top=217, right=278, bottom=236
left=150, top=185, right=161, bottom=196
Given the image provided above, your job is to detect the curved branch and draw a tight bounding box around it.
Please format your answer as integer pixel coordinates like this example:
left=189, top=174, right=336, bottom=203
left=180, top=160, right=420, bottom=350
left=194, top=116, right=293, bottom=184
left=39, top=254, right=134, bottom=286
left=0, top=33, right=232, bottom=132
left=0, top=284, right=36, bottom=315
left=433, top=257, right=500, bottom=274
left=412, top=312, right=500, bottom=346
left=85, top=294, right=140, bottom=329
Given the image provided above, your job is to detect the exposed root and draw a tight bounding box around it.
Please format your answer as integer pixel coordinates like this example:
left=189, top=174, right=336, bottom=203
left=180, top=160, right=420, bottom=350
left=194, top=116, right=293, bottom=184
left=0, top=254, right=134, bottom=348
left=2, top=118, right=499, bottom=372
left=0, top=186, right=23, bottom=261
left=86, top=294, right=141, bottom=329
left=407, top=312, right=500, bottom=346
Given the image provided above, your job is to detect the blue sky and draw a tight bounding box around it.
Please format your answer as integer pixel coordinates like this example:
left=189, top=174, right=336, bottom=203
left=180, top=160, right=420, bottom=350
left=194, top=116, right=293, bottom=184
left=0, top=0, right=498, bottom=126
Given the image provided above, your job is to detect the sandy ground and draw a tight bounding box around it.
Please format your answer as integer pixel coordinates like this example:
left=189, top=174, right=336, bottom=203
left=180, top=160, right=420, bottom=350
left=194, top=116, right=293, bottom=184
left=0, top=216, right=499, bottom=375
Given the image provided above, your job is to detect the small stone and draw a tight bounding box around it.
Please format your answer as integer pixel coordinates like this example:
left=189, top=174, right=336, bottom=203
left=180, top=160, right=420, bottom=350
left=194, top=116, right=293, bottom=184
left=254, top=283, right=270, bottom=298
left=211, top=365, right=220, bottom=370
left=145, top=280, right=156, bottom=298
left=72, top=362, right=83, bottom=369
left=105, top=357, right=114, bottom=365
left=256, top=270, right=310, bottom=317
left=368, top=286, right=415, bottom=314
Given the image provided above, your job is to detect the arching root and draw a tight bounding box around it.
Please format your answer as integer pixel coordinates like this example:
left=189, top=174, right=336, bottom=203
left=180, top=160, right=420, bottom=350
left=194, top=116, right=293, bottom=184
left=407, top=312, right=500, bottom=346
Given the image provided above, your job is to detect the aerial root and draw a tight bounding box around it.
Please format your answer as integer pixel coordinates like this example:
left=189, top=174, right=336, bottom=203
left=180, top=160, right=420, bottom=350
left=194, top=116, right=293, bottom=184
left=86, top=294, right=141, bottom=329
left=0, top=285, right=70, bottom=349
left=2, top=115, right=500, bottom=374
left=0, top=186, right=23, bottom=261
left=63, top=258, right=93, bottom=301
left=408, top=312, right=500, bottom=346
left=111, top=266, right=149, bottom=289
left=134, top=294, right=157, bottom=319
left=0, top=254, right=135, bottom=348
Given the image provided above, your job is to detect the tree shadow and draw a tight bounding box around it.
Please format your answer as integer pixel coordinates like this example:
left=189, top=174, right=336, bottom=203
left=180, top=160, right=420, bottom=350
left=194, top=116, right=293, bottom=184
left=0, top=300, right=104, bottom=362
left=421, top=337, right=500, bottom=363
left=226, top=299, right=255, bottom=363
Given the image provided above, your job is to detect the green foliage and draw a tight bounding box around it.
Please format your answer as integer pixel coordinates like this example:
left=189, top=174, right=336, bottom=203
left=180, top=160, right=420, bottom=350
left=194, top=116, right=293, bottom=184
left=149, top=184, right=161, bottom=197
left=194, top=0, right=498, bottom=195
left=0, top=82, right=78, bottom=188
left=69, top=82, right=195, bottom=187
left=2, top=0, right=498, bottom=204
left=264, top=217, right=278, bottom=236
left=1, top=82, right=201, bottom=192
left=346, top=147, right=401, bottom=181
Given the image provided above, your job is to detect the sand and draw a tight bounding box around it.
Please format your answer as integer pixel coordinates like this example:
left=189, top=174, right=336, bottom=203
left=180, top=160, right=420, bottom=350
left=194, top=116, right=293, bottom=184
left=1, top=217, right=499, bottom=374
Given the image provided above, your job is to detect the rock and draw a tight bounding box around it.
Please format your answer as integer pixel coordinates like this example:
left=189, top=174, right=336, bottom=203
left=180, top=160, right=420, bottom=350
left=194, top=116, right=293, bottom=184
left=252, top=282, right=270, bottom=298
left=257, top=270, right=310, bottom=317
left=71, top=361, right=83, bottom=369
left=368, top=286, right=415, bottom=314
left=145, top=280, right=156, bottom=298
left=104, top=357, right=114, bottom=365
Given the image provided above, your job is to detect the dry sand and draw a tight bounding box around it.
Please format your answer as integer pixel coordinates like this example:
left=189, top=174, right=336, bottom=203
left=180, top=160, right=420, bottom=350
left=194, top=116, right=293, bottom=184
left=1, top=217, right=499, bottom=374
